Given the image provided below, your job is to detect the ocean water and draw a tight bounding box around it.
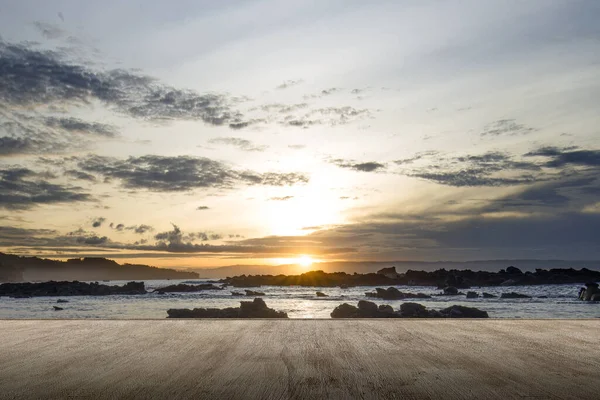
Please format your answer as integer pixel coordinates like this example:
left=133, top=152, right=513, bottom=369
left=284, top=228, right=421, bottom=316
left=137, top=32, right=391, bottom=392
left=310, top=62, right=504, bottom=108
left=0, top=279, right=598, bottom=319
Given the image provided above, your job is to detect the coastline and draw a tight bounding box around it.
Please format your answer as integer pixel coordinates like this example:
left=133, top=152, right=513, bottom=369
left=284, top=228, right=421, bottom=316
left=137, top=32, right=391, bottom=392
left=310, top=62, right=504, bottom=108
left=1, top=319, right=599, bottom=399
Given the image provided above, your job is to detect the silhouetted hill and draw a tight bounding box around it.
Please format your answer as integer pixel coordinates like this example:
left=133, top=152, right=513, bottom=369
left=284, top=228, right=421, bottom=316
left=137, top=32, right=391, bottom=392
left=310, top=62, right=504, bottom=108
left=0, top=253, right=198, bottom=282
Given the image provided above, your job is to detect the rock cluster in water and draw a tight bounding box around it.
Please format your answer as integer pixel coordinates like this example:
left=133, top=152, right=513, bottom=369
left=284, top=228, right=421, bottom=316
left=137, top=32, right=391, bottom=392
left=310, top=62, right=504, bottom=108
left=221, top=267, right=600, bottom=288
left=0, top=281, right=146, bottom=297
left=166, top=298, right=288, bottom=318
left=330, top=300, right=489, bottom=318
left=154, top=283, right=222, bottom=293
left=365, top=287, right=431, bottom=300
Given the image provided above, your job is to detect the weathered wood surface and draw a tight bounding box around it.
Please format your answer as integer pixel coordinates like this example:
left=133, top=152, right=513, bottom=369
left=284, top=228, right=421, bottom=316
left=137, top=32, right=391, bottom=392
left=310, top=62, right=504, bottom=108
left=0, top=320, right=599, bottom=399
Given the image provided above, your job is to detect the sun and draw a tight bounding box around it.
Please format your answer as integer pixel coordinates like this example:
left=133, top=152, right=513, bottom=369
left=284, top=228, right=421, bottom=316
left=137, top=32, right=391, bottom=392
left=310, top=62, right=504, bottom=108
left=297, top=255, right=314, bottom=268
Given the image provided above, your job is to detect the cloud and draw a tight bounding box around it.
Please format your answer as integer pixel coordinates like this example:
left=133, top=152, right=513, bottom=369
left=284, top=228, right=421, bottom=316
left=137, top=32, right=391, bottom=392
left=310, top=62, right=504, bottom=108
left=33, top=21, right=66, bottom=39
left=269, top=196, right=294, bottom=201
left=0, top=108, right=119, bottom=157
left=196, top=206, right=210, bottom=210
left=288, top=144, right=306, bottom=150
left=208, top=137, right=268, bottom=152
left=0, top=39, right=249, bottom=129
left=480, top=119, right=535, bottom=136
left=331, top=159, right=386, bottom=172
left=125, top=224, right=153, bottom=234
left=92, top=217, right=106, bottom=228
left=72, top=154, right=308, bottom=192
left=281, top=106, right=373, bottom=128
left=525, top=146, right=600, bottom=167
left=276, top=80, right=303, bottom=89
left=303, top=87, right=342, bottom=99
left=0, top=167, right=91, bottom=210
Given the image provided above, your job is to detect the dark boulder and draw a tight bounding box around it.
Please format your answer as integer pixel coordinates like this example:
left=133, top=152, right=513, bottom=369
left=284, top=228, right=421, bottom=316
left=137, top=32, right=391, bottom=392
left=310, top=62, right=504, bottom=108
left=231, top=291, right=244, bottom=296
left=506, top=266, right=523, bottom=274
left=439, top=305, right=489, bottom=318
left=245, top=289, right=265, bottom=296
left=316, top=291, right=328, bottom=297
left=365, top=287, right=431, bottom=300
left=482, top=292, right=497, bottom=298
left=331, top=303, right=361, bottom=318
left=443, top=286, right=459, bottom=295
left=501, top=292, right=531, bottom=299
left=357, top=300, right=379, bottom=316
left=378, top=304, right=394, bottom=314
left=53, top=306, right=63, bottom=311
left=56, top=299, right=69, bottom=303
left=167, top=298, right=287, bottom=318
left=399, top=302, right=428, bottom=317
left=466, top=291, right=479, bottom=299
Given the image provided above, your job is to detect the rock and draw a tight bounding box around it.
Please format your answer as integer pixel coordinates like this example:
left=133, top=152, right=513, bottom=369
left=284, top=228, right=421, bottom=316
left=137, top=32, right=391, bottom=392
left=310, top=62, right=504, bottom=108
left=591, top=293, right=600, bottom=302
left=500, top=279, right=519, bottom=286
left=482, top=292, right=497, bottom=298
left=443, top=286, right=459, bottom=295
left=439, top=305, right=489, bottom=318
left=56, top=299, right=69, bottom=303
left=339, top=284, right=350, bottom=289
left=378, top=304, right=394, bottom=314
left=0, top=280, right=146, bottom=297
left=582, top=282, right=599, bottom=301
left=316, top=291, right=328, bottom=297
left=331, top=303, right=360, bottom=318
left=466, top=291, right=479, bottom=298
left=357, top=300, right=379, bottom=316
left=376, top=266, right=400, bottom=279
left=244, top=289, right=265, bottom=296
left=156, top=291, right=166, bottom=295
left=231, top=291, right=244, bottom=296
left=506, top=266, right=523, bottom=274
left=155, top=283, right=222, bottom=293
left=167, top=298, right=287, bottom=318
left=365, top=287, right=431, bottom=300
left=501, top=292, right=531, bottom=299
left=53, top=306, right=63, bottom=311
left=399, top=302, right=428, bottom=317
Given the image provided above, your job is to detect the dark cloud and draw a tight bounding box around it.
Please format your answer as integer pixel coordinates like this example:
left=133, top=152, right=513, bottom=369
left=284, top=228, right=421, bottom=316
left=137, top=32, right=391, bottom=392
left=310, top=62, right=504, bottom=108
left=196, top=206, right=210, bottom=210
left=208, top=137, right=268, bottom=152
left=91, top=217, right=106, bottom=228
left=269, top=196, right=294, bottom=201
left=394, top=151, right=439, bottom=165
left=64, top=170, right=96, bottom=182
left=480, top=119, right=535, bottom=136
left=525, top=146, right=600, bottom=167
left=0, top=39, right=249, bottom=128
left=125, top=224, right=153, bottom=234
left=73, top=154, right=308, bottom=192
left=0, top=167, right=91, bottom=210
left=44, top=117, right=117, bottom=138
left=331, top=159, right=386, bottom=172
left=115, top=224, right=125, bottom=231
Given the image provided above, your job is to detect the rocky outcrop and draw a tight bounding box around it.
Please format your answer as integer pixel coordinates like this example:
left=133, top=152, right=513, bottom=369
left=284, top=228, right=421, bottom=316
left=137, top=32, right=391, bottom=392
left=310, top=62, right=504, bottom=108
left=500, top=292, right=531, bottom=299
left=316, top=291, right=328, bottom=297
left=466, top=291, right=479, bottom=298
left=579, top=282, right=599, bottom=301
left=231, top=291, right=244, bottom=296
left=442, top=286, right=460, bottom=295
left=244, top=289, right=265, bottom=296
left=53, top=306, right=63, bottom=311
left=154, top=283, right=222, bottom=293
left=482, top=292, right=497, bottom=298
left=56, top=299, right=69, bottom=303
left=0, top=281, right=146, bottom=297
left=330, top=301, right=489, bottom=318
left=166, top=298, right=288, bottom=318
left=377, top=266, right=400, bottom=279
left=365, top=287, right=431, bottom=300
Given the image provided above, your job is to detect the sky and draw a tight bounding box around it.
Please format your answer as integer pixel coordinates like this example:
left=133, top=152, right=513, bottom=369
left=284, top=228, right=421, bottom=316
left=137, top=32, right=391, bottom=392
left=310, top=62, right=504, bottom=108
left=1, top=0, right=600, bottom=268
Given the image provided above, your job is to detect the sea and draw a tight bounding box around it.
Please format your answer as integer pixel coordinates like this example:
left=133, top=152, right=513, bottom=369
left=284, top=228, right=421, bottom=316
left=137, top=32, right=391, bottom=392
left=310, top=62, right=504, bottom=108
left=0, top=279, right=598, bottom=319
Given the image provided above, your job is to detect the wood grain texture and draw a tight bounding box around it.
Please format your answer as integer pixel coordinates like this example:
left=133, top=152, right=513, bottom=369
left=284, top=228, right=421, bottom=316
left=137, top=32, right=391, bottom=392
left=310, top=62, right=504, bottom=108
left=0, top=320, right=599, bottom=399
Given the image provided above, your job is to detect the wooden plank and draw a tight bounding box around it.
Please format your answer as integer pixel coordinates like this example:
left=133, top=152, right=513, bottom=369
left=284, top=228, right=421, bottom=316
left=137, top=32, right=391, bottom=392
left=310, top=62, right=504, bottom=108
left=0, top=320, right=598, bottom=399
